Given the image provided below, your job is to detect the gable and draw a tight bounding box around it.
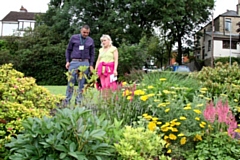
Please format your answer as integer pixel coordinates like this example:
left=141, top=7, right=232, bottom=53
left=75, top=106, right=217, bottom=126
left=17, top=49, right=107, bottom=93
left=1, top=11, right=41, bottom=22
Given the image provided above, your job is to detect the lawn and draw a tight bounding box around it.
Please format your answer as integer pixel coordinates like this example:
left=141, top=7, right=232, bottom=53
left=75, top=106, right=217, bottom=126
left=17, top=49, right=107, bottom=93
left=42, top=85, right=100, bottom=104
left=42, top=85, right=66, bottom=96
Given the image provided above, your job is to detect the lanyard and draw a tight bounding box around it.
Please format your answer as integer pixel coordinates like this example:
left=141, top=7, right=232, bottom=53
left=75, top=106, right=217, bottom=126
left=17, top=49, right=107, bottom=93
left=79, top=34, right=87, bottom=45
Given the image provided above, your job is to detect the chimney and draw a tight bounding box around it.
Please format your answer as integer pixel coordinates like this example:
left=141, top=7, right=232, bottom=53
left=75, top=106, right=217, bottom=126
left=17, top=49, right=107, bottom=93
left=20, top=6, right=27, bottom=12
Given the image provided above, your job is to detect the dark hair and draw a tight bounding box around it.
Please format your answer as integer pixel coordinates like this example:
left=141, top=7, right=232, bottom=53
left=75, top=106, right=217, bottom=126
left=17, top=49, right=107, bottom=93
left=81, top=25, right=90, bottom=30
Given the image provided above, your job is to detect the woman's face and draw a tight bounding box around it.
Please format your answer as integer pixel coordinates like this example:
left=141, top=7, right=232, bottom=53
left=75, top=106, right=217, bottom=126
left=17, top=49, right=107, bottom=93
left=101, top=38, right=110, bottom=47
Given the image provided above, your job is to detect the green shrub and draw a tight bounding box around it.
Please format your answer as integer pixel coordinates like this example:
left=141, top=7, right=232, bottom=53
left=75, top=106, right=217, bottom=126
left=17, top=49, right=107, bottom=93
left=6, top=107, right=116, bottom=160
left=114, top=126, right=170, bottom=160
left=185, top=132, right=240, bottom=160
left=189, top=62, right=240, bottom=119
left=0, top=63, right=63, bottom=158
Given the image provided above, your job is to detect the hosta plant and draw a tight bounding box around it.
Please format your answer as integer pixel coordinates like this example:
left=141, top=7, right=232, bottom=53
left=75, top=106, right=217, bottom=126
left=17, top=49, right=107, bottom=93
left=6, top=107, right=116, bottom=160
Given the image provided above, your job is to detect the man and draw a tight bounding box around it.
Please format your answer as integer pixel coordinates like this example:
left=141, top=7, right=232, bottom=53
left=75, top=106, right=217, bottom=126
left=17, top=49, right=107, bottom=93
left=65, top=25, right=95, bottom=105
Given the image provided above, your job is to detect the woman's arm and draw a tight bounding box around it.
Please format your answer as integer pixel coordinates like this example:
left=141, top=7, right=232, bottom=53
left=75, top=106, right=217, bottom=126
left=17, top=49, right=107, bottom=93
left=113, top=49, right=118, bottom=76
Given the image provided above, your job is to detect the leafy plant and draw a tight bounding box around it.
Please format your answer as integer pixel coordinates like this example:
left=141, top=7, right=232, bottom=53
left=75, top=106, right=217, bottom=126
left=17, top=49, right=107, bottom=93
left=0, top=63, right=63, bottom=158
left=185, top=132, right=240, bottom=160
left=6, top=107, right=116, bottom=160
left=114, top=126, right=170, bottom=160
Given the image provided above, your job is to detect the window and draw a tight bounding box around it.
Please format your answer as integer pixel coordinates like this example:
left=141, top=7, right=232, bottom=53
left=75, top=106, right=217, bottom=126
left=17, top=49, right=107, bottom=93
left=208, top=40, right=211, bottom=51
left=222, top=40, right=237, bottom=49
left=225, top=18, right=231, bottom=31
left=18, top=21, right=24, bottom=31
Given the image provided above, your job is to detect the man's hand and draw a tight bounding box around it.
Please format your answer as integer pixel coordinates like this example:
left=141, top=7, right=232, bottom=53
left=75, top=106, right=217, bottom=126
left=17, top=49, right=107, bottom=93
left=65, top=62, right=70, bottom=69
left=90, top=66, right=94, bottom=72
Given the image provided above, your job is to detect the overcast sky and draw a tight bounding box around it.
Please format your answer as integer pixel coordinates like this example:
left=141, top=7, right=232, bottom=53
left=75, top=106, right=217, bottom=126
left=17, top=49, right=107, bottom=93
left=0, top=0, right=238, bottom=33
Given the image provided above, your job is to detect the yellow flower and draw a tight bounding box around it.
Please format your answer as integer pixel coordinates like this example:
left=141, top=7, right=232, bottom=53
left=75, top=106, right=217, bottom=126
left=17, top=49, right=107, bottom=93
left=170, top=119, right=178, bottom=123
left=180, top=137, right=187, bottom=145
left=160, top=78, right=167, bottom=81
left=198, top=94, right=204, bottom=97
left=140, top=95, right=148, bottom=101
left=200, top=90, right=206, bottom=94
left=195, top=117, right=200, bottom=121
left=204, top=97, right=211, bottom=101
left=147, top=93, right=155, bottom=97
left=148, top=122, right=156, bottom=131
left=178, top=133, right=185, bottom=137
left=180, top=116, right=186, bottom=120
left=171, top=128, right=178, bottom=132
left=201, top=121, right=206, bottom=125
left=144, top=115, right=152, bottom=120
left=166, top=143, right=170, bottom=148
left=234, top=99, right=238, bottom=102
left=147, top=85, right=154, bottom=89
left=127, top=96, right=132, bottom=100
left=122, top=89, right=131, bottom=96
left=196, top=104, right=204, bottom=107
left=158, top=103, right=167, bottom=107
left=194, top=134, right=202, bottom=141
left=175, top=122, right=181, bottom=126
left=163, top=90, right=170, bottom=94
left=235, top=129, right=240, bottom=133
left=167, top=149, right=171, bottom=153
left=134, top=90, right=145, bottom=95
left=152, top=117, right=158, bottom=121
left=164, top=135, right=169, bottom=140
left=142, top=113, right=148, bottom=117
left=165, top=102, right=170, bottom=105
left=193, top=109, right=201, bottom=114
left=169, top=133, right=177, bottom=140
left=157, top=121, right=162, bottom=125
left=122, top=82, right=127, bottom=86
left=165, top=108, right=170, bottom=113
left=162, top=122, right=170, bottom=128
left=200, top=88, right=208, bottom=91
left=161, top=127, right=169, bottom=132
left=183, top=106, right=191, bottom=110
left=199, top=123, right=205, bottom=128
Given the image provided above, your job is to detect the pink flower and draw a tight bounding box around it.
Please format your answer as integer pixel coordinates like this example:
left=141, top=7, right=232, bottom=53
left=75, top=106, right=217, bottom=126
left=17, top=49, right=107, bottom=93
left=203, top=101, right=216, bottom=123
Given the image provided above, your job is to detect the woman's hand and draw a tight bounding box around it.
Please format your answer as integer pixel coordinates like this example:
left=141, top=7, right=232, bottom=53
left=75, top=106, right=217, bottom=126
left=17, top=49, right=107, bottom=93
left=113, top=70, right=118, bottom=76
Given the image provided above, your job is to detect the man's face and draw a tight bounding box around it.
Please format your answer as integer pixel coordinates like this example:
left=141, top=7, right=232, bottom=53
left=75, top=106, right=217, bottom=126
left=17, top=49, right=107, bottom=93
left=81, top=28, right=90, bottom=38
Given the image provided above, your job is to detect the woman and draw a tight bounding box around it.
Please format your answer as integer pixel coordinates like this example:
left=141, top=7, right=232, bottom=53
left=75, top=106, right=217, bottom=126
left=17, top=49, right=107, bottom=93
left=95, top=34, right=118, bottom=93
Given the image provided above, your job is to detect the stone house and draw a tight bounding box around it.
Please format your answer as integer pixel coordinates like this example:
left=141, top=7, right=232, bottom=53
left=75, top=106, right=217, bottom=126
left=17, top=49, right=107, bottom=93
left=195, top=1, right=240, bottom=65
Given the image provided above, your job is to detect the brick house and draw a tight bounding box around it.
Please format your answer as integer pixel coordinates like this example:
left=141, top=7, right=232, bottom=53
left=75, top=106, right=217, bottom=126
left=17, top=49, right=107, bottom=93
left=195, top=1, right=240, bottom=65
left=0, top=6, right=42, bottom=37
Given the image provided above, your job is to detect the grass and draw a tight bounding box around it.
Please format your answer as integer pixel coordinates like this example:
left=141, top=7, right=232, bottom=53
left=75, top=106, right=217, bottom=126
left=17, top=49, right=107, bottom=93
left=42, top=85, right=100, bottom=104
left=42, top=85, right=66, bottom=96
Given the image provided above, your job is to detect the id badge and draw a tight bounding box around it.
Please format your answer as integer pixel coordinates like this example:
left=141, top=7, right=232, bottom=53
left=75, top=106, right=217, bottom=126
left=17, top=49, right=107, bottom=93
left=79, top=45, right=84, bottom=50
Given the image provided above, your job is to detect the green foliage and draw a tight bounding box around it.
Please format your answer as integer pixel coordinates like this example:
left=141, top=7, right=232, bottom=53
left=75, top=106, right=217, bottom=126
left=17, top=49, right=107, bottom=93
left=185, top=132, right=240, bottom=160
left=0, top=63, right=63, bottom=158
left=0, top=25, right=67, bottom=85
left=215, top=56, right=240, bottom=65
left=6, top=107, right=116, bottom=160
left=118, top=43, right=147, bottom=76
left=0, top=40, right=7, bottom=51
left=189, top=62, right=240, bottom=118
left=43, top=0, right=157, bottom=47
left=114, top=126, right=170, bottom=160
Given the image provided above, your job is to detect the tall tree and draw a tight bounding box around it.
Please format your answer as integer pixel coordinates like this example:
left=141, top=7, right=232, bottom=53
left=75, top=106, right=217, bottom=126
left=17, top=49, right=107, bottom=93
left=155, top=0, right=214, bottom=64
left=41, top=0, right=159, bottom=48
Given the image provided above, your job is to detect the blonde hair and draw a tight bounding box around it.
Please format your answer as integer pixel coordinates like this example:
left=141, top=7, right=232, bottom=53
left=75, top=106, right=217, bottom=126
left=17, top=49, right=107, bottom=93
left=100, top=34, right=113, bottom=47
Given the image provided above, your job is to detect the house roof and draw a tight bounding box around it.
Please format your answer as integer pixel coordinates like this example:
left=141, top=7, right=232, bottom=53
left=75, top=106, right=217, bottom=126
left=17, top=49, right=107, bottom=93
left=1, top=11, right=41, bottom=21
left=220, top=10, right=239, bottom=17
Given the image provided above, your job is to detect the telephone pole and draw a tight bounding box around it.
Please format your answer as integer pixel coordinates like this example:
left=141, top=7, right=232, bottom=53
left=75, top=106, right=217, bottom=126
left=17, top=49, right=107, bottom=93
left=211, top=12, right=214, bottom=68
